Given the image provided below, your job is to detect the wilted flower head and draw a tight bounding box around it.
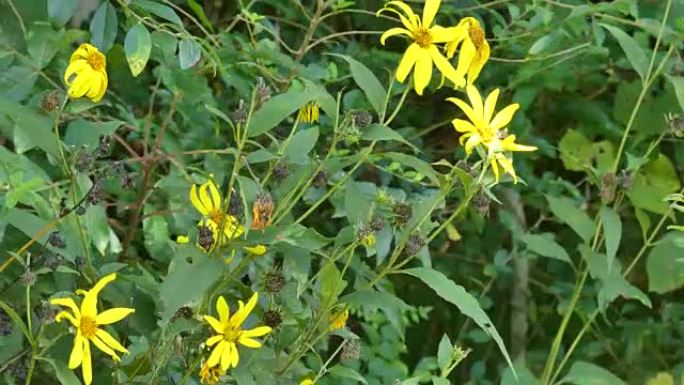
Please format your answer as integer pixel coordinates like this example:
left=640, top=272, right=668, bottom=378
left=64, top=43, right=108, bottom=102
left=298, top=101, right=320, bottom=124
left=199, top=361, right=223, bottom=385
left=329, top=308, right=349, bottom=330
left=446, top=17, right=490, bottom=86
left=251, top=192, right=275, bottom=231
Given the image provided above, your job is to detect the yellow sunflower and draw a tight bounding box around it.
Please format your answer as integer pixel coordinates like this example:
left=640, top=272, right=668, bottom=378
left=203, top=293, right=272, bottom=371
left=51, top=273, right=134, bottom=385
left=190, top=179, right=244, bottom=247
left=64, top=43, right=108, bottom=102
left=447, top=85, right=536, bottom=183
left=446, top=17, right=491, bottom=86
left=378, top=0, right=467, bottom=94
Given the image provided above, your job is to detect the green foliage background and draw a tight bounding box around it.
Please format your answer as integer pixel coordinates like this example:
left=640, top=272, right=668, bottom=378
left=1, top=0, right=684, bottom=384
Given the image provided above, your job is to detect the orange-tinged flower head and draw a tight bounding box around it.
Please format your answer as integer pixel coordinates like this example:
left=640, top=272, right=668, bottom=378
left=251, top=192, right=274, bottom=231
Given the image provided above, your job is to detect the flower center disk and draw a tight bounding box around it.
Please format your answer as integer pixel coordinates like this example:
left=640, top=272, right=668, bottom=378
left=224, top=325, right=242, bottom=341
left=87, top=52, right=105, bottom=71
left=468, top=25, right=485, bottom=50
left=413, top=28, right=432, bottom=48
left=80, top=316, right=97, bottom=338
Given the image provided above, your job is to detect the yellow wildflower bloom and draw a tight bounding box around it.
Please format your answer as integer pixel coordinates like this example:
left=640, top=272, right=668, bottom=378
left=298, top=101, right=320, bottom=123
left=203, top=293, right=272, bottom=371
left=64, top=43, right=108, bottom=102
left=51, top=273, right=134, bottom=385
left=447, top=85, right=536, bottom=183
left=378, top=0, right=466, bottom=94
left=300, top=379, right=315, bottom=385
left=329, top=308, right=349, bottom=330
left=244, top=244, right=267, bottom=255
left=190, top=179, right=244, bottom=247
left=199, top=361, right=224, bottom=385
left=446, top=17, right=490, bottom=86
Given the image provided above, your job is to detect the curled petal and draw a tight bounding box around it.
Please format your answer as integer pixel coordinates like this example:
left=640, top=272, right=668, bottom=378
left=55, top=311, right=79, bottom=327
left=380, top=27, right=411, bottom=45
left=190, top=184, right=209, bottom=216
left=51, top=297, right=81, bottom=319
left=464, top=133, right=482, bottom=154
left=91, top=334, right=121, bottom=362
left=95, top=328, right=128, bottom=354
left=81, top=273, right=117, bottom=318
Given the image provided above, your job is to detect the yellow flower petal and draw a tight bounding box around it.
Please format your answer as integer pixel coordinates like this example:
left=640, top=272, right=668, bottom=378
left=454, top=38, right=476, bottom=87
left=386, top=1, right=419, bottom=25
left=204, top=315, right=224, bottom=334
left=230, top=342, right=239, bottom=368
left=176, top=235, right=190, bottom=244
left=217, top=296, right=230, bottom=324
left=238, top=336, right=262, bottom=348
left=80, top=273, right=117, bottom=318
left=91, top=334, right=121, bottom=362
left=241, top=325, right=272, bottom=338
left=431, top=25, right=466, bottom=44
left=190, top=184, right=209, bottom=216
left=207, top=340, right=224, bottom=368
left=68, top=73, right=90, bottom=98
left=490, top=158, right=500, bottom=182
left=68, top=333, right=84, bottom=369
left=467, top=42, right=489, bottom=85
left=451, top=118, right=477, bottom=133
left=221, top=341, right=232, bottom=370
left=465, top=85, right=484, bottom=123
left=396, top=43, right=421, bottom=83
left=230, top=292, right=258, bottom=327
left=496, top=155, right=517, bottom=183
left=206, top=335, right=223, bottom=347
left=464, top=133, right=482, bottom=154
left=483, top=88, right=499, bottom=125
left=64, top=60, right=88, bottom=84
left=413, top=49, right=433, bottom=95
left=95, top=328, right=128, bottom=353
left=380, top=27, right=412, bottom=45
left=244, top=244, right=267, bottom=255
left=51, top=297, right=81, bottom=319
left=55, top=311, right=79, bottom=326
left=95, top=307, right=135, bottom=325
left=421, top=0, right=440, bottom=27
left=203, top=180, right=222, bottom=212
left=446, top=97, right=481, bottom=128
left=489, top=103, right=519, bottom=131
left=429, top=45, right=463, bottom=87
left=81, top=339, right=92, bottom=385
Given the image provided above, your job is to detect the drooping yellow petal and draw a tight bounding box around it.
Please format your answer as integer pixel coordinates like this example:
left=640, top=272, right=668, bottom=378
left=429, top=45, right=463, bottom=87
left=95, top=328, right=128, bottom=353
left=238, top=336, right=262, bottom=348
left=467, top=39, right=489, bottom=85
left=489, top=103, right=520, bottom=131
left=190, top=184, right=209, bottom=216
left=501, top=135, right=537, bottom=152
left=386, top=1, right=419, bottom=28
left=207, top=341, right=225, bottom=368
left=92, top=72, right=107, bottom=102
left=483, top=88, right=499, bottom=125
left=68, top=333, right=84, bottom=369
left=451, top=118, right=477, bottom=133
left=490, top=158, right=500, bottom=182
left=206, top=180, right=222, bottom=211
left=68, top=73, right=90, bottom=98
left=497, top=155, right=517, bottom=183
left=216, top=296, right=230, bottom=324
left=380, top=27, right=412, bottom=45
left=220, top=340, right=232, bottom=371
left=204, top=315, right=224, bottom=334
left=55, top=311, right=79, bottom=326
left=230, top=342, right=239, bottom=368
left=64, top=60, right=88, bottom=84
left=51, top=297, right=81, bottom=319
left=206, top=335, right=223, bottom=347
left=413, top=49, right=433, bottom=95
left=464, top=133, right=482, bottom=154
left=421, top=0, right=440, bottom=28
left=91, top=334, right=121, bottom=362
left=396, top=43, right=421, bottom=83
left=241, top=326, right=272, bottom=338
left=95, top=307, right=135, bottom=325
left=80, top=273, right=117, bottom=318
left=454, top=38, right=476, bottom=88
left=230, top=292, right=258, bottom=327
left=81, top=339, right=92, bottom=385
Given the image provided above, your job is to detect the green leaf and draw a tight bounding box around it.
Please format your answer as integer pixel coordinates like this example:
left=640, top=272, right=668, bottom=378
left=186, top=0, right=214, bottom=31
left=90, top=1, right=118, bottom=53
left=178, top=38, right=201, bottom=69
left=432, top=377, right=450, bottom=385
left=284, top=126, right=319, bottom=165
left=159, top=245, right=224, bottom=323
left=523, top=233, right=572, bottom=264
left=436, top=333, right=452, bottom=371
left=124, top=23, right=152, bottom=77
left=646, top=232, right=684, bottom=294
left=319, top=261, right=345, bottom=304
left=340, top=290, right=412, bottom=312
left=558, top=129, right=593, bottom=171
left=383, top=152, right=440, bottom=186
left=43, top=357, right=82, bottom=385
left=27, top=22, right=63, bottom=68
left=151, top=30, right=177, bottom=63
left=143, top=214, right=170, bottom=260
left=362, top=123, right=417, bottom=150
left=330, top=54, right=386, bottom=117
left=329, top=366, right=368, bottom=384
left=344, top=181, right=377, bottom=226
left=0, top=98, right=58, bottom=154
left=600, top=206, right=621, bottom=268
left=64, top=119, right=124, bottom=149
left=560, top=361, right=627, bottom=385
left=546, top=195, right=594, bottom=242
left=403, top=267, right=516, bottom=378
left=601, top=24, right=648, bottom=81
left=0, top=300, right=32, bottom=344
left=131, top=0, right=183, bottom=25
left=248, top=87, right=313, bottom=137
left=669, top=76, right=684, bottom=113
left=48, top=0, right=78, bottom=26
left=626, top=154, right=681, bottom=214
left=0, top=66, right=38, bottom=101
left=529, top=34, right=556, bottom=55
left=501, top=364, right=540, bottom=385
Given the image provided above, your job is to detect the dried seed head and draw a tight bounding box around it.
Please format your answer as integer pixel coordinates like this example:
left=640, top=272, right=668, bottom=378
left=601, top=172, right=616, bottom=203
left=75, top=206, right=87, bottom=216
left=666, top=113, right=684, bottom=137
left=121, top=172, right=137, bottom=189
left=391, top=201, right=413, bottom=228
left=272, top=161, right=290, bottom=184
left=76, top=151, right=94, bottom=173
left=41, top=90, right=61, bottom=112
left=37, top=301, right=57, bottom=325
left=198, top=225, right=215, bottom=251
left=263, top=308, right=283, bottom=329
left=7, top=356, right=29, bottom=383
left=232, top=99, right=247, bottom=124
left=255, top=77, right=271, bottom=109
left=341, top=339, right=361, bottom=361
left=618, top=169, right=634, bottom=189
left=263, top=269, right=286, bottom=294
left=74, top=256, right=86, bottom=271
left=352, top=110, right=373, bottom=127
left=312, top=170, right=328, bottom=188
left=111, top=160, right=126, bottom=176
left=370, top=214, right=385, bottom=232
left=0, top=308, right=11, bottom=336
left=86, top=181, right=104, bottom=206
left=405, top=233, right=425, bottom=256
left=48, top=231, right=66, bottom=249
left=251, top=192, right=275, bottom=230
left=171, top=306, right=193, bottom=322
left=96, top=135, right=112, bottom=158
left=41, top=251, right=63, bottom=270
left=473, top=190, right=490, bottom=217
left=228, top=191, right=244, bottom=218
left=199, top=361, right=223, bottom=385
left=20, top=270, right=36, bottom=286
